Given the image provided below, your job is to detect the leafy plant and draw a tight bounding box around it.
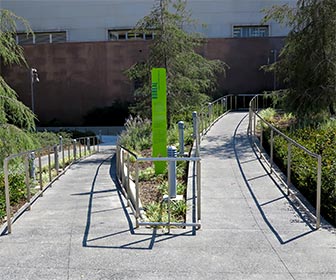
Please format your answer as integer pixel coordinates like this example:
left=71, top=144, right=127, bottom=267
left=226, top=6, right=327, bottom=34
left=139, top=167, right=156, bottom=181
left=0, top=9, right=36, bottom=130
left=126, top=0, right=227, bottom=124
left=261, top=114, right=336, bottom=225
left=118, top=115, right=152, bottom=152
left=262, top=1, right=336, bottom=119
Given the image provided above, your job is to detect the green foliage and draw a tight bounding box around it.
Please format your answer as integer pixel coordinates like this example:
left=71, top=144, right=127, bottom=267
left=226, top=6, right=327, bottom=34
left=263, top=118, right=336, bottom=225
left=144, top=199, right=187, bottom=223
left=0, top=9, right=36, bottom=130
left=259, top=108, right=277, bottom=124
left=262, top=1, right=336, bottom=119
left=0, top=124, right=39, bottom=166
left=126, top=0, right=227, bottom=124
left=0, top=172, right=26, bottom=220
left=139, top=167, right=156, bottom=181
left=157, top=181, right=186, bottom=196
left=118, top=115, right=152, bottom=152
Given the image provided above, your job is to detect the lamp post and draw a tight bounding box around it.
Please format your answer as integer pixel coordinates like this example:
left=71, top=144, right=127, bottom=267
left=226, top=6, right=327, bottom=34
left=30, top=68, right=39, bottom=114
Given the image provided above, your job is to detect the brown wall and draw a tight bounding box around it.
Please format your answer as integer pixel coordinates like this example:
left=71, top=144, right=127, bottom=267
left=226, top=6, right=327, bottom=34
left=3, top=37, right=284, bottom=125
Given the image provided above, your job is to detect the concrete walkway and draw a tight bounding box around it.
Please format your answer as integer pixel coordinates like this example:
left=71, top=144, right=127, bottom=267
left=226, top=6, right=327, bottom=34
left=0, top=112, right=335, bottom=279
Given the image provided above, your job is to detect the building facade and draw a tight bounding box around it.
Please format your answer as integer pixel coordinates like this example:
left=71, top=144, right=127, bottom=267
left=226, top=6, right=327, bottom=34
left=1, top=1, right=296, bottom=125
left=3, top=0, right=295, bottom=43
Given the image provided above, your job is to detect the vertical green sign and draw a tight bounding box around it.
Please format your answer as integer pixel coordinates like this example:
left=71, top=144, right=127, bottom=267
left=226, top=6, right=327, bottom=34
left=152, top=68, right=167, bottom=174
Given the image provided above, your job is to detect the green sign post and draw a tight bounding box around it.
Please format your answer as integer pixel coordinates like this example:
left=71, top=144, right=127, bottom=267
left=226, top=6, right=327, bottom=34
left=151, top=68, right=167, bottom=174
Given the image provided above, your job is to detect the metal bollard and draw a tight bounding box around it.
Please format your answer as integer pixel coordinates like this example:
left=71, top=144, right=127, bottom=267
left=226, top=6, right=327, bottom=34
left=87, top=137, right=90, bottom=152
left=208, top=103, right=212, bottom=122
left=73, top=139, right=77, bottom=160
left=29, top=152, right=36, bottom=181
left=178, top=121, right=185, bottom=156
left=168, top=146, right=177, bottom=198
left=54, top=146, right=59, bottom=175
left=192, top=111, right=200, bottom=157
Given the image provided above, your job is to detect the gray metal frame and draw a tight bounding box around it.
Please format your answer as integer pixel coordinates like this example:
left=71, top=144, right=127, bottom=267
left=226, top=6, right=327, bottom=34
left=249, top=95, right=322, bottom=229
left=116, top=145, right=201, bottom=230
left=3, top=136, right=99, bottom=234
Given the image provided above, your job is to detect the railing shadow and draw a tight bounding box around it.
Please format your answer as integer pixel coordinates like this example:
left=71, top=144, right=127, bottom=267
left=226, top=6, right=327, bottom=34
left=233, top=115, right=317, bottom=245
left=81, top=153, right=194, bottom=250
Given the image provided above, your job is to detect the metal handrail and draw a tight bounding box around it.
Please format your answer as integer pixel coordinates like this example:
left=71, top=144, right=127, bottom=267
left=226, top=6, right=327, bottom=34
left=116, top=144, right=202, bottom=231
left=2, top=135, right=99, bottom=234
left=117, top=94, right=259, bottom=231
left=249, top=95, right=322, bottom=229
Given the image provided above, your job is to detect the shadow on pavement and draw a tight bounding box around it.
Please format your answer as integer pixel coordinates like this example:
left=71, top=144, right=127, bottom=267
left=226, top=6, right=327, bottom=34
left=81, top=153, right=194, bottom=250
left=233, top=115, right=316, bottom=245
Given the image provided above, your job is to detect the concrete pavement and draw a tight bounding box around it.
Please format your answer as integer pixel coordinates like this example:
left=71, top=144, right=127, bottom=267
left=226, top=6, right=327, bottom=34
left=0, top=112, right=335, bottom=279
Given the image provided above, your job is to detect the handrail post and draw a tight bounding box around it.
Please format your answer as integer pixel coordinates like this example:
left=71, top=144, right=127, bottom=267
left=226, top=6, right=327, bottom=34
left=121, top=150, right=125, bottom=188
left=73, top=139, right=77, bottom=161
left=259, top=123, right=263, bottom=158
left=4, top=158, right=12, bottom=233
left=29, top=152, right=36, bottom=181
left=253, top=113, right=256, bottom=137
left=38, top=151, right=43, bottom=195
left=248, top=106, right=252, bottom=135
left=208, top=103, right=212, bottom=124
left=193, top=111, right=200, bottom=157
left=135, top=161, right=140, bottom=228
left=79, top=140, right=82, bottom=158
left=54, top=145, right=59, bottom=175
left=270, top=129, right=274, bottom=173
left=48, top=147, right=52, bottom=182
left=67, top=143, right=70, bottom=164
left=197, top=160, right=201, bottom=223
left=287, top=143, right=292, bottom=195
left=25, top=155, right=31, bottom=210
left=59, top=136, right=64, bottom=169
left=84, top=138, right=87, bottom=156
left=116, top=146, right=120, bottom=180
left=316, top=156, right=322, bottom=229
left=87, top=137, right=90, bottom=152
left=178, top=121, right=185, bottom=156
left=126, top=152, right=130, bottom=207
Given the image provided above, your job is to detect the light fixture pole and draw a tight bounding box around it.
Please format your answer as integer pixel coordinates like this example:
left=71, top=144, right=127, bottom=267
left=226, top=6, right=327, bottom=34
left=30, top=68, right=39, bottom=114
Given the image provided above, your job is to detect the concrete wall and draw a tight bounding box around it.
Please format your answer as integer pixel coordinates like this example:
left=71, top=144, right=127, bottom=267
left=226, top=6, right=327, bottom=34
left=2, top=0, right=295, bottom=41
left=3, top=37, right=284, bottom=125
left=3, top=40, right=150, bottom=125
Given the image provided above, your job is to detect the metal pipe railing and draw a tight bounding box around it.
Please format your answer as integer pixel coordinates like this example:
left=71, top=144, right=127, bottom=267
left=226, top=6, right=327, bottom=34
left=116, top=144, right=201, bottom=230
left=248, top=95, right=322, bottom=229
left=2, top=135, right=99, bottom=234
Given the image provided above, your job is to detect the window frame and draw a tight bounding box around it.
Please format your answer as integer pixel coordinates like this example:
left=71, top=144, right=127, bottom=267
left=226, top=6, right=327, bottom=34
left=232, top=25, right=269, bottom=38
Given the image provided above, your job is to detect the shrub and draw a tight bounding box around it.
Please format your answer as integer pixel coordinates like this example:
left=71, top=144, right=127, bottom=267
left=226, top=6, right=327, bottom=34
left=262, top=116, right=336, bottom=225
left=118, top=115, right=152, bottom=152
left=0, top=172, right=26, bottom=220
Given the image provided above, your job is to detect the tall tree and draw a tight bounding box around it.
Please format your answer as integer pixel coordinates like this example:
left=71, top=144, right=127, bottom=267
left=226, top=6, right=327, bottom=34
left=127, top=0, right=227, bottom=123
left=0, top=9, right=36, bottom=130
left=263, top=0, right=336, bottom=119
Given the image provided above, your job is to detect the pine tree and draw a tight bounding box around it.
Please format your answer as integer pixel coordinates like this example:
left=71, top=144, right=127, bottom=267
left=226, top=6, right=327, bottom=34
left=263, top=0, right=336, bottom=119
left=127, top=0, right=227, bottom=123
left=0, top=9, right=36, bottom=131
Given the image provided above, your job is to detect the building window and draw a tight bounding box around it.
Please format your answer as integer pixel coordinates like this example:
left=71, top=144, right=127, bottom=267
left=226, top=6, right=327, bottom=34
left=233, top=25, right=269, bottom=38
left=16, top=31, right=67, bottom=45
left=108, top=29, right=155, bottom=41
